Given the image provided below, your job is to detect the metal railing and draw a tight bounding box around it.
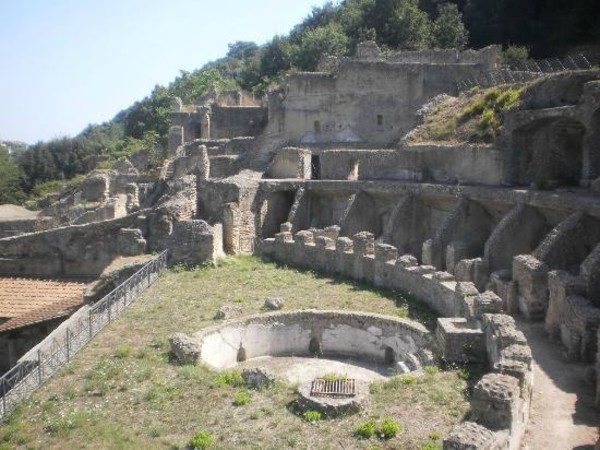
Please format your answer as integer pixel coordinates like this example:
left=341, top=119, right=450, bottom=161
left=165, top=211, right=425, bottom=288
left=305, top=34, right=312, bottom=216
left=0, top=250, right=168, bottom=419
left=455, top=53, right=596, bottom=92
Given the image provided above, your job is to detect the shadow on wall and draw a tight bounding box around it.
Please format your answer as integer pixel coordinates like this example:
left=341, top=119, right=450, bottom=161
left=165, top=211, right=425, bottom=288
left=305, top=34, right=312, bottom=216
left=261, top=191, right=296, bottom=239
left=511, top=118, right=585, bottom=188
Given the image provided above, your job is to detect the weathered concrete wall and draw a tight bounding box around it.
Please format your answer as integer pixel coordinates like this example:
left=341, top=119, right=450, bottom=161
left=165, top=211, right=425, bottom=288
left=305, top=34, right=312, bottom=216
left=268, top=53, right=491, bottom=147
left=319, top=145, right=503, bottom=186
left=0, top=213, right=146, bottom=278
left=210, top=106, right=267, bottom=139
left=265, top=147, right=312, bottom=179
left=0, top=217, right=57, bottom=239
left=182, top=310, right=430, bottom=370
left=502, top=72, right=600, bottom=186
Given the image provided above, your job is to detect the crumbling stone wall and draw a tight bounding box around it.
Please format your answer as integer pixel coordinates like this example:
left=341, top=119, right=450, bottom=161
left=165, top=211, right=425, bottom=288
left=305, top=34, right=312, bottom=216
left=266, top=46, right=495, bottom=147
left=319, top=145, right=503, bottom=185
left=0, top=213, right=146, bottom=278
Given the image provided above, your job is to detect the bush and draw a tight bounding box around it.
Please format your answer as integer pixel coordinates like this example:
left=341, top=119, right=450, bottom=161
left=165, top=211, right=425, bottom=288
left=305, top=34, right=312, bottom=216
left=379, top=418, right=401, bottom=439
left=503, top=45, right=529, bottom=69
left=233, top=390, right=252, bottom=406
left=302, top=410, right=322, bottom=422
left=188, top=429, right=213, bottom=449
left=354, top=420, right=376, bottom=439
left=114, top=345, right=132, bottom=359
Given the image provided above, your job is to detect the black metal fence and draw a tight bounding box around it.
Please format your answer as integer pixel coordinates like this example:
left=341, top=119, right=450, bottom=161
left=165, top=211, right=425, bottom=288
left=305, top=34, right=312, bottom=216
left=0, top=250, right=168, bottom=419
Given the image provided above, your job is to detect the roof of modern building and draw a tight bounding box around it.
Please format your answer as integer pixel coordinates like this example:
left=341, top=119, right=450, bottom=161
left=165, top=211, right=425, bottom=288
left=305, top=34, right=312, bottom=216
left=0, top=278, right=87, bottom=332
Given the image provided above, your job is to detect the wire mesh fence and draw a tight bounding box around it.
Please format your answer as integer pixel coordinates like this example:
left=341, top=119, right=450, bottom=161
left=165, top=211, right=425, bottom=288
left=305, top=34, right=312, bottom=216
left=455, top=53, right=596, bottom=92
left=0, top=250, right=168, bottom=419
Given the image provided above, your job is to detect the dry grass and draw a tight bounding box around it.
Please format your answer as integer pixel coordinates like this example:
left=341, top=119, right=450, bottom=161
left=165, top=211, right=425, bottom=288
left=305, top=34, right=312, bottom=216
left=407, top=85, right=524, bottom=145
left=0, top=256, right=469, bottom=449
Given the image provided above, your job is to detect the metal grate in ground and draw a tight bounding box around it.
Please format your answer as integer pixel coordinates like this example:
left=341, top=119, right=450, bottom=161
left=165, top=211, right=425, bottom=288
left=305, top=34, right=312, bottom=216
left=311, top=378, right=356, bottom=398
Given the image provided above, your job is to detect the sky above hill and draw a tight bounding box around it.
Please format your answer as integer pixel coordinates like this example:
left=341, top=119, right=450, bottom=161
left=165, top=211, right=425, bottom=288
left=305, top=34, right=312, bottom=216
left=0, top=0, right=325, bottom=144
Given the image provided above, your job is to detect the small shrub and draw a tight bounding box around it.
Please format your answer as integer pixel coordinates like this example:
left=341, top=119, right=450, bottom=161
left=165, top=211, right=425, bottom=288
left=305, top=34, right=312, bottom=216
left=354, top=420, right=376, bottom=439
left=396, top=305, right=409, bottom=318
left=188, top=429, right=213, bottom=449
left=429, top=429, right=443, bottom=440
left=233, top=390, right=252, bottom=406
left=114, top=344, right=132, bottom=359
left=503, top=45, right=529, bottom=69
left=211, top=370, right=244, bottom=388
left=423, top=365, right=440, bottom=376
left=303, top=410, right=322, bottom=422
left=379, top=418, right=401, bottom=439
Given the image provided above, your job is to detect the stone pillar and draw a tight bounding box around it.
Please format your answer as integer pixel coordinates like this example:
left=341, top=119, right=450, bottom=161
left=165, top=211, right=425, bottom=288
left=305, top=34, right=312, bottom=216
left=374, top=243, right=398, bottom=287
left=336, top=237, right=353, bottom=276
left=168, top=126, right=184, bottom=155
left=315, top=236, right=335, bottom=272
left=353, top=232, right=375, bottom=281
left=470, top=373, right=521, bottom=431
left=513, top=255, right=549, bottom=320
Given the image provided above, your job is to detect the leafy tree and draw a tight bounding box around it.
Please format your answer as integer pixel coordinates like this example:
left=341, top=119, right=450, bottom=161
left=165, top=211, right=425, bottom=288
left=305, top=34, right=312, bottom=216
left=386, top=0, right=432, bottom=49
left=122, top=85, right=173, bottom=139
left=431, top=3, right=468, bottom=48
left=294, top=22, right=349, bottom=71
left=259, top=35, right=297, bottom=79
left=0, top=145, right=26, bottom=204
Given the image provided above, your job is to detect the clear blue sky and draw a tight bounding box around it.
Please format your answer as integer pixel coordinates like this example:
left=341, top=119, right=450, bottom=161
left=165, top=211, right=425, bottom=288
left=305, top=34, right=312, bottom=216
left=0, top=0, right=325, bottom=144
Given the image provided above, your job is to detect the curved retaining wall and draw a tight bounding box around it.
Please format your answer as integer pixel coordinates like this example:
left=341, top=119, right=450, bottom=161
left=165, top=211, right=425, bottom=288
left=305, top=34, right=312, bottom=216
left=191, top=310, right=430, bottom=370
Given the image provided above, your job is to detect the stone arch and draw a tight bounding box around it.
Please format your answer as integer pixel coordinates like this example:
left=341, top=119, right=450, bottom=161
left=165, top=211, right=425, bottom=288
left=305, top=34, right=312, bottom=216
left=340, top=192, right=381, bottom=238
left=260, top=190, right=296, bottom=239
left=511, top=117, right=585, bottom=187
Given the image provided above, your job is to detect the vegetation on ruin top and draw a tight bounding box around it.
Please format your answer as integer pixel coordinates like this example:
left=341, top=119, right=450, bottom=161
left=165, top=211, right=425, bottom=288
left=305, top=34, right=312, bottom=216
left=0, top=256, right=469, bottom=449
left=406, top=85, right=524, bottom=145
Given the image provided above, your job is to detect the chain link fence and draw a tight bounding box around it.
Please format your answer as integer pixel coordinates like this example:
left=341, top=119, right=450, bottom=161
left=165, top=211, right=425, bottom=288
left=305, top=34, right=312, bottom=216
left=0, top=250, right=168, bottom=419
left=456, top=53, right=596, bottom=92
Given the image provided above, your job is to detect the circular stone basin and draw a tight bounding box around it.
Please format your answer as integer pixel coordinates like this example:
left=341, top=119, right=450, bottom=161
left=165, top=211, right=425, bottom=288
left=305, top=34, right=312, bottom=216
left=191, top=309, right=431, bottom=371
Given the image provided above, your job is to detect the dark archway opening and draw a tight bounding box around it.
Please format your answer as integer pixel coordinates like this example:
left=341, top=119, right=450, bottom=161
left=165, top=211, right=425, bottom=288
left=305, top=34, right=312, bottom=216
left=512, top=118, right=585, bottom=187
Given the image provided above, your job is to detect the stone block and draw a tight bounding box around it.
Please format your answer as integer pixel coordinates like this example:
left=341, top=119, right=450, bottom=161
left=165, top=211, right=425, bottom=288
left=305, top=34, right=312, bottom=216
left=443, top=422, right=498, bottom=450
left=446, top=240, right=469, bottom=274
left=336, top=237, right=353, bottom=253
left=474, top=291, right=504, bottom=317
left=280, top=222, right=292, bottom=233
left=274, top=231, right=293, bottom=244
left=169, top=332, right=200, bottom=365
left=513, top=254, right=549, bottom=320
left=375, top=243, right=398, bottom=262
left=397, top=254, right=418, bottom=267
left=294, top=230, right=314, bottom=245
left=315, top=236, right=334, bottom=250
left=353, top=232, right=374, bottom=257
left=471, top=373, right=520, bottom=431
left=436, top=318, right=485, bottom=364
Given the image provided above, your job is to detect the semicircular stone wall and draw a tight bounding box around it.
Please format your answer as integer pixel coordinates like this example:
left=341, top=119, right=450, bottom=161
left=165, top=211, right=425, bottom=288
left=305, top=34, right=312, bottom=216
left=192, top=310, right=431, bottom=370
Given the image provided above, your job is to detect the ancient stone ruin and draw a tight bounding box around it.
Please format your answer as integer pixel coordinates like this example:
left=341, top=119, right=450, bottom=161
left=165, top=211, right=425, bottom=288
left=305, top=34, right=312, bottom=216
left=1, top=42, right=600, bottom=448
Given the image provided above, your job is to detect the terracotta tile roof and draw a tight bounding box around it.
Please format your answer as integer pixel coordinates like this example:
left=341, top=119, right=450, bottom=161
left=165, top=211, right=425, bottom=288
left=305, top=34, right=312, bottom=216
left=0, top=278, right=87, bottom=332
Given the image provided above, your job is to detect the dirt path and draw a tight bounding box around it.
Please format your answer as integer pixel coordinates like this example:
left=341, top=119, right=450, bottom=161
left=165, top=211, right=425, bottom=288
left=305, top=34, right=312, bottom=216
left=517, top=319, right=599, bottom=449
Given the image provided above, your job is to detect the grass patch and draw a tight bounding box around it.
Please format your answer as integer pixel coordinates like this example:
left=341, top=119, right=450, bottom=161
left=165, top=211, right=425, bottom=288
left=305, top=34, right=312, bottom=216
left=189, top=429, right=213, bottom=449
left=354, top=420, right=377, bottom=439
left=407, top=85, right=524, bottom=144
left=0, top=256, right=466, bottom=449
left=302, top=410, right=322, bottom=422
left=233, top=390, right=252, bottom=406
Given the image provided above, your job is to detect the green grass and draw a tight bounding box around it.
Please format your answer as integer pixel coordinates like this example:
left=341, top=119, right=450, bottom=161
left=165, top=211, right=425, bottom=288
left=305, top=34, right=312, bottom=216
left=0, top=256, right=467, bottom=449
left=302, top=410, right=322, bottom=422
left=409, top=84, right=524, bottom=144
